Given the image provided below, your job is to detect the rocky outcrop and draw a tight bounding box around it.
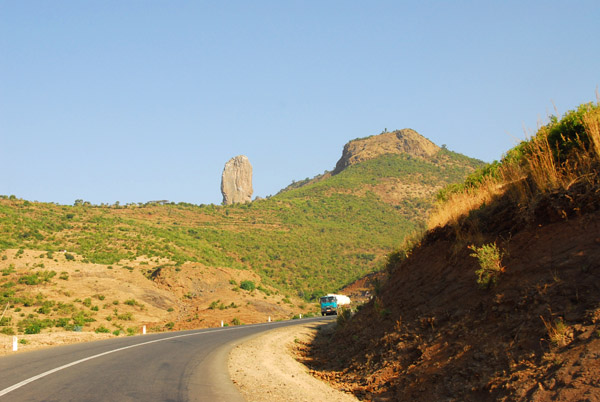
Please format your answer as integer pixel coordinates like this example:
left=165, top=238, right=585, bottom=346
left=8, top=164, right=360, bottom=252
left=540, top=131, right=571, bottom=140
left=332, top=129, right=440, bottom=174
left=221, top=155, right=253, bottom=205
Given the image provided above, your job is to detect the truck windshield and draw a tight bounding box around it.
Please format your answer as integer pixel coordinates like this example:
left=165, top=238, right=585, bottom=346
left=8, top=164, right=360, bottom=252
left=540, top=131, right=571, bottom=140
left=320, top=296, right=335, bottom=303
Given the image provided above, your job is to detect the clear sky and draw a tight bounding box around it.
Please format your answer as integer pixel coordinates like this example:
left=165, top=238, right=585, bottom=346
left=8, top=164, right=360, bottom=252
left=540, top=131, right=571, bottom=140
left=1, top=1, right=599, bottom=206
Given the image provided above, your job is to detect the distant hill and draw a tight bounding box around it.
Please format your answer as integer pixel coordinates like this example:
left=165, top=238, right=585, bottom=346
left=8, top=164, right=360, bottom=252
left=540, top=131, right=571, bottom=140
left=0, top=128, right=482, bottom=335
left=279, top=129, right=484, bottom=222
left=333, top=128, right=440, bottom=173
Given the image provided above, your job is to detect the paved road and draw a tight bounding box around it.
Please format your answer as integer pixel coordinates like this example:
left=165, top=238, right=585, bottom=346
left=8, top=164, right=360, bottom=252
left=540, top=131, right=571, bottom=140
left=0, top=317, right=331, bottom=401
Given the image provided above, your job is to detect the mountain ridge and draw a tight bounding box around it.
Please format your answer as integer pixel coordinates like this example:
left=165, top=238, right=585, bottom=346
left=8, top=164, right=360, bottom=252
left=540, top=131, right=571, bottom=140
left=278, top=129, right=483, bottom=200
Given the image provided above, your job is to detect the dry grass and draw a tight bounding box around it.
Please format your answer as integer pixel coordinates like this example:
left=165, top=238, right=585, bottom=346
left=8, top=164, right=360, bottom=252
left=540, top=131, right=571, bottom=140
left=427, top=176, right=504, bottom=229
left=541, top=316, right=572, bottom=347
left=584, top=107, right=600, bottom=161
left=526, top=131, right=561, bottom=191
left=428, top=104, right=600, bottom=231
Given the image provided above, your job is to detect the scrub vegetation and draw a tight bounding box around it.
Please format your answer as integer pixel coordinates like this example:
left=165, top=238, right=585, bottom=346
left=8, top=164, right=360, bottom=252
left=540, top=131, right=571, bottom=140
left=0, top=144, right=481, bottom=302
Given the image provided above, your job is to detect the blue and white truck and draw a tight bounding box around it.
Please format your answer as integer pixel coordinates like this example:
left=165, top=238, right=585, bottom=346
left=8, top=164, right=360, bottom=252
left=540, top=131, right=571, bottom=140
left=319, top=294, right=351, bottom=316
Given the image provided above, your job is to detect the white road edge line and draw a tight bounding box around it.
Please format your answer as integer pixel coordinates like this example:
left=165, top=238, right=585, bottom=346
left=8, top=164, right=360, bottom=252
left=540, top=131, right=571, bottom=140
left=0, top=322, right=274, bottom=398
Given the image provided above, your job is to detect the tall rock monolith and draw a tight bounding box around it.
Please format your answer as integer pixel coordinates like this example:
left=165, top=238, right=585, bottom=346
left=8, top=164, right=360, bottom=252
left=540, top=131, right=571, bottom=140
left=221, top=155, right=253, bottom=205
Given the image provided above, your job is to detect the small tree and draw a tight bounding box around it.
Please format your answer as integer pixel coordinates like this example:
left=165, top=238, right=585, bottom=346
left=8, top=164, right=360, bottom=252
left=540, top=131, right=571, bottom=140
left=469, top=243, right=505, bottom=288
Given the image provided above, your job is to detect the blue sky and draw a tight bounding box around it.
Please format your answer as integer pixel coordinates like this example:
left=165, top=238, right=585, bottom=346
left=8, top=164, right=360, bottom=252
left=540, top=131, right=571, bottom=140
left=1, top=1, right=599, bottom=206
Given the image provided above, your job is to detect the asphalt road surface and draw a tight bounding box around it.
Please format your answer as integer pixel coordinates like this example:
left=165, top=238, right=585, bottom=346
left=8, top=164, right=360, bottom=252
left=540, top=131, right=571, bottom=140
left=0, top=317, right=331, bottom=401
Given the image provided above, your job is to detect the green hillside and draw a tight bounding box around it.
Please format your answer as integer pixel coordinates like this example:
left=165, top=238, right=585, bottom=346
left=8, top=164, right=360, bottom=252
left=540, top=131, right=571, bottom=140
left=0, top=134, right=483, bottom=300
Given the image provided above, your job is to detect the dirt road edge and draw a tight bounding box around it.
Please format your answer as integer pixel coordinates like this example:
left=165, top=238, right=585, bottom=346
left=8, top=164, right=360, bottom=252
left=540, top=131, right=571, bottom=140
left=228, top=321, right=358, bottom=402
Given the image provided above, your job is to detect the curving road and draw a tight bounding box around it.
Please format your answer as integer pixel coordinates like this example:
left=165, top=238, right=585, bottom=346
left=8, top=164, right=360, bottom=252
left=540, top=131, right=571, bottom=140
left=0, top=317, right=331, bottom=401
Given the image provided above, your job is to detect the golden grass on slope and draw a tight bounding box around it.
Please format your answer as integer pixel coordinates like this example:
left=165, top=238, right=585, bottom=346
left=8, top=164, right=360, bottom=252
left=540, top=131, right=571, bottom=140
left=428, top=105, right=600, bottom=231
left=584, top=107, right=600, bottom=160
left=426, top=176, right=504, bottom=229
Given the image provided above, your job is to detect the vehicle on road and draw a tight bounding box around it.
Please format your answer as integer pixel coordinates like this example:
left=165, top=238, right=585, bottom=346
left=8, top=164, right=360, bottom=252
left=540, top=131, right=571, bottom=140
left=319, top=294, right=350, bottom=316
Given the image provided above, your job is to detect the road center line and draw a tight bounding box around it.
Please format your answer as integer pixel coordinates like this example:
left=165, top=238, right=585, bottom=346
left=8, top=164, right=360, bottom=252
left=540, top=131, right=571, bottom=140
left=0, top=323, right=271, bottom=398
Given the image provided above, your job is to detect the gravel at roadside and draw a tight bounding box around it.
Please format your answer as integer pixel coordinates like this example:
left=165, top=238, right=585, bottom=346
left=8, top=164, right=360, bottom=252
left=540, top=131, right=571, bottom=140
left=228, top=321, right=358, bottom=402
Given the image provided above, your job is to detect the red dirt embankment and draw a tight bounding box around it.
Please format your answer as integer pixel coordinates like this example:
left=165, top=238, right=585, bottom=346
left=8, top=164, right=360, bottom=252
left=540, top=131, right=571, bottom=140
left=305, top=203, right=600, bottom=401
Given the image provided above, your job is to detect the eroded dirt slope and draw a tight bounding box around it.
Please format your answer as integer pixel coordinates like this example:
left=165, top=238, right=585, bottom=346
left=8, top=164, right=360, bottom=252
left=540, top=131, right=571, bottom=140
left=305, top=209, right=600, bottom=401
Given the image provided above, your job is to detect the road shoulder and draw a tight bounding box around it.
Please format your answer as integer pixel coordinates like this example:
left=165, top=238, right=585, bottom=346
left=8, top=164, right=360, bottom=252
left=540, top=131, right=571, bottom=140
left=228, top=321, right=358, bottom=402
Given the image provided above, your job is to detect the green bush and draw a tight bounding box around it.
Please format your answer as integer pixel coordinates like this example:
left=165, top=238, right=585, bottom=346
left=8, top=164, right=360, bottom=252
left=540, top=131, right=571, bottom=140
left=55, top=317, right=70, bottom=328
left=18, top=271, right=56, bottom=285
left=469, top=243, right=505, bottom=288
left=95, top=326, right=110, bottom=333
left=19, top=317, right=53, bottom=334
left=240, top=280, right=256, bottom=292
left=72, top=310, right=95, bottom=326
left=257, top=285, right=272, bottom=296
left=2, top=264, right=15, bottom=276
left=545, top=102, right=598, bottom=160
left=36, top=301, right=55, bottom=315
left=117, top=312, right=133, bottom=321
left=18, top=274, right=40, bottom=285
left=55, top=302, right=76, bottom=314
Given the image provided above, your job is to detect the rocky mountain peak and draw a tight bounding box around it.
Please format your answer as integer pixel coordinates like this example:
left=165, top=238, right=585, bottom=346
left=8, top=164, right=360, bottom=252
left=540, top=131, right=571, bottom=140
left=332, top=129, right=440, bottom=174
left=221, top=155, right=253, bottom=205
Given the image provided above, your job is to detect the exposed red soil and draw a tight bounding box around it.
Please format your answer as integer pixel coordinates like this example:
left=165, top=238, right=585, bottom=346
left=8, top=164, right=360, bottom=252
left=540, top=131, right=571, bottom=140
left=340, top=271, right=383, bottom=305
left=304, top=193, right=600, bottom=401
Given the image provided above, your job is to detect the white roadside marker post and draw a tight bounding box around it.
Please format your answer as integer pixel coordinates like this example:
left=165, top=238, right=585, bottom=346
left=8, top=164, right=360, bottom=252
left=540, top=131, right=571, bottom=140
left=268, top=316, right=271, bottom=322
left=142, top=325, right=146, bottom=335
left=300, top=314, right=302, bottom=319
left=12, top=336, right=17, bottom=352
left=221, top=320, right=224, bottom=327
